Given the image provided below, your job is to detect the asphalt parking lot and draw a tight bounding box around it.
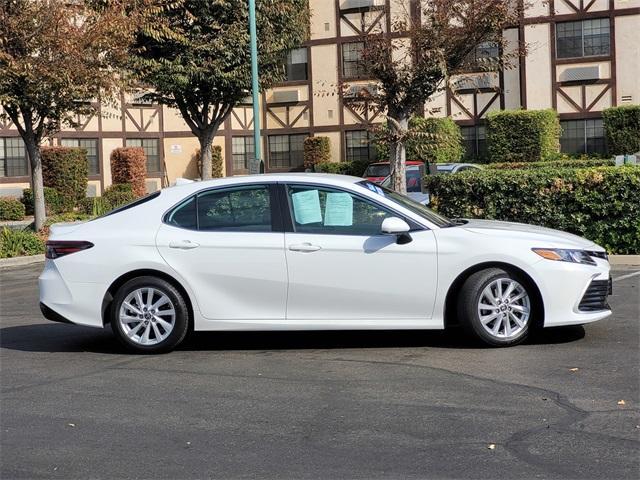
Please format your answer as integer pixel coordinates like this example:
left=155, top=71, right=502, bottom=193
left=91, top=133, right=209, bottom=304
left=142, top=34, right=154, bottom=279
left=1, top=264, right=638, bottom=479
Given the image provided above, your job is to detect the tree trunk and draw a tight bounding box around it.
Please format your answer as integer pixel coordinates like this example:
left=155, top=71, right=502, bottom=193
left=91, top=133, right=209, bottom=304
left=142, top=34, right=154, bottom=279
left=199, top=133, right=214, bottom=180
left=24, top=135, right=46, bottom=231
left=389, top=115, right=408, bottom=195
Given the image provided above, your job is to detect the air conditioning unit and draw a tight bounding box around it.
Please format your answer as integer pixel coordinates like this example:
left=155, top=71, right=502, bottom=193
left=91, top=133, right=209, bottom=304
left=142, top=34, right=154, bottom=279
left=272, top=90, right=300, bottom=103
left=341, top=0, right=384, bottom=10
left=560, top=66, right=601, bottom=83
left=344, top=84, right=378, bottom=98
left=454, top=74, right=493, bottom=90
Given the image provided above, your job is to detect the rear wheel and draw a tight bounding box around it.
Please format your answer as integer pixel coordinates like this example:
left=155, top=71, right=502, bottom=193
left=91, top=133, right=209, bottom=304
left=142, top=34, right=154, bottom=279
left=458, top=268, right=534, bottom=347
left=111, top=276, right=189, bottom=354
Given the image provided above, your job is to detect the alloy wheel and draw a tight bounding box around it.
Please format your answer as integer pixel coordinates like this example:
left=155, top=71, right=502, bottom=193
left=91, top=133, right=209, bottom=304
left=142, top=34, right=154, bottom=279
left=118, top=287, right=176, bottom=346
left=477, top=278, right=530, bottom=339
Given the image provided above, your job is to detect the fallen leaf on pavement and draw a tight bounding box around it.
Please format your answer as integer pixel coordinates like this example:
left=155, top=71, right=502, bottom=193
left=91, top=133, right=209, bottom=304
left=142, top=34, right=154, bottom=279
left=67, top=423, right=75, bottom=428
left=617, top=400, right=626, bottom=406
left=487, top=444, right=496, bottom=450
left=569, top=368, right=579, bottom=372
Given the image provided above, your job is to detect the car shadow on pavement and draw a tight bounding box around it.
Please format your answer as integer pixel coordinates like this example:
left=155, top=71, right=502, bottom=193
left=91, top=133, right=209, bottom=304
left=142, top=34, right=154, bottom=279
left=0, top=321, right=585, bottom=354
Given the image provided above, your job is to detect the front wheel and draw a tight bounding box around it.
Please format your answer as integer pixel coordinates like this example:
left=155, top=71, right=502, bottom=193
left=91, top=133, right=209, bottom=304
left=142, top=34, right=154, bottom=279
left=458, top=268, right=535, bottom=347
left=111, top=276, right=190, bottom=354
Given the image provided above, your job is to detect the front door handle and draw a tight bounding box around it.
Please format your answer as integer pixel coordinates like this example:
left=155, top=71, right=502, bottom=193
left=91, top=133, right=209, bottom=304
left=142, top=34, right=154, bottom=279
left=169, top=240, right=200, bottom=250
left=289, top=243, right=321, bottom=253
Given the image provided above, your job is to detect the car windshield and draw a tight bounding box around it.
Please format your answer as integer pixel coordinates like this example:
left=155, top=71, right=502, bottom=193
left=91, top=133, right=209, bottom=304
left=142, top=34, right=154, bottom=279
left=363, top=164, right=390, bottom=177
left=357, top=181, right=453, bottom=228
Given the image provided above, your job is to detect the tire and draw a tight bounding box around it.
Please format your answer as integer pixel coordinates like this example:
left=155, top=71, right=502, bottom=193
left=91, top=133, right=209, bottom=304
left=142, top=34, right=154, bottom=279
left=458, top=268, right=535, bottom=347
left=110, top=276, right=190, bottom=354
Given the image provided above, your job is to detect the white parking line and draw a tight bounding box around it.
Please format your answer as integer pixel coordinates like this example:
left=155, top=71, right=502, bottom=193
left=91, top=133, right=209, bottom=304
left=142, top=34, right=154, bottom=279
left=612, top=271, right=640, bottom=283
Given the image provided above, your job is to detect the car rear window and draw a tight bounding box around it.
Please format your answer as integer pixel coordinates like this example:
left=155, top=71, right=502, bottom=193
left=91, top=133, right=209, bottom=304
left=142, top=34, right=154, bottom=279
left=101, top=191, right=161, bottom=218
left=364, top=165, right=390, bottom=177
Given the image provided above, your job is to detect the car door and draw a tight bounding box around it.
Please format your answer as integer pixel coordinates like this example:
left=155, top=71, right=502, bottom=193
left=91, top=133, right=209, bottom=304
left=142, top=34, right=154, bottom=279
left=282, top=183, right=438, bottom=322
left=156, top=183, right=287, bottom=321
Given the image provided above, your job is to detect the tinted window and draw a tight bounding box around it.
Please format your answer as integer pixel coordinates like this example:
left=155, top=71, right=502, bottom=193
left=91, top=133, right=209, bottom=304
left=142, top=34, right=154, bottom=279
left=287, top=185, right=394, bottom=236
left=197, top=186, right=271, bottom=232
left=364, top=164, right=390, bottom=178
left=166, top=196, right=197, bottom=229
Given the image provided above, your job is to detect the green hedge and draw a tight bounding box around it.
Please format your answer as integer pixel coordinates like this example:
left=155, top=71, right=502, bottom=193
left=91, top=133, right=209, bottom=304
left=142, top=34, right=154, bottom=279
left=0, top=198, right=26, bottom=221
left=315, top=160, right=371, bottom=177
left=22, top=187, right=69, bottom=215
left=0, top=227, right=45, bottom=258
left=424, top=165, right=640, bottom=254
left=304, top=137, right=331, bottom=169
left=374, top=117, right=463, bottom=163
left=80, top=184, right=136, bottom=216
left=603, top=105, right=640, bottom=155
left=486, top=109, right=561, bottom=163
left=41, top=147, right=88, bottom=208
left=487, top=157, right=615, bottom=170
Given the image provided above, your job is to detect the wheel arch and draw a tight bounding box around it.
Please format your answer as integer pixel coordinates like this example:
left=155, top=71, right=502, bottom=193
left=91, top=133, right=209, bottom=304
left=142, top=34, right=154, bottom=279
left=102, top=269, right=194, bottom=329
left=443, top=261, right=545, bottom=329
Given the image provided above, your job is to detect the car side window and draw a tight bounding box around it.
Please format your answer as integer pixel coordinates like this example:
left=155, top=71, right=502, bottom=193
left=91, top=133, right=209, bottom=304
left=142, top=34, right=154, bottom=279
left=166, top=196, right=197, bottom=229
left=197, top=185, right=272, bottom=232
left=286, top=185, right=394, bottom=236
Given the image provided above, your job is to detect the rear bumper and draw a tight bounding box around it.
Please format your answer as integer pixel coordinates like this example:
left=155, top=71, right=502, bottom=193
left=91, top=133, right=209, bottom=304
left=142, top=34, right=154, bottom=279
left=40, top=302, right=73, bottom=325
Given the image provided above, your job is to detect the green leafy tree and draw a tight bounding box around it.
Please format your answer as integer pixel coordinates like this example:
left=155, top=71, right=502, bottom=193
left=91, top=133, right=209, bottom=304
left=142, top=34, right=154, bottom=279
left=0, top=0, right=137, bottom=230
left=353, top=0, right=524, bottom=193
left=132, top=0, right=310, bottom=180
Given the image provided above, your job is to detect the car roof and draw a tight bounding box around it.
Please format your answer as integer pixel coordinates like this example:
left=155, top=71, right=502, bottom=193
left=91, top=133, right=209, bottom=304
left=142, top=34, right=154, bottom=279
left=162, top=173, right=364, bottom=196
left=368, top=161, right=423, bottom=166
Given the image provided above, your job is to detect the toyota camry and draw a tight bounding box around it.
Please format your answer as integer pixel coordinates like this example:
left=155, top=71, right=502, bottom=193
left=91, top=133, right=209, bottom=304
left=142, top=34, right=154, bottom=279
left=39, top=174, right=612, bottom=353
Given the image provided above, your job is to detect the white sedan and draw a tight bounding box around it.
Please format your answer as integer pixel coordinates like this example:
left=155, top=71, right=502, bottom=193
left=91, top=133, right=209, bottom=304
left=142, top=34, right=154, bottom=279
left=39, top=174, right=612, bottom=353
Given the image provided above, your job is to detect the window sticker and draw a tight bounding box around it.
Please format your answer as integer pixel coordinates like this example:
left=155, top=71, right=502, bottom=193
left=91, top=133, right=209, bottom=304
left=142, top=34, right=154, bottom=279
left=324, top=192, right=353, bottom=226
left=291, top=189, right=322, bottom=224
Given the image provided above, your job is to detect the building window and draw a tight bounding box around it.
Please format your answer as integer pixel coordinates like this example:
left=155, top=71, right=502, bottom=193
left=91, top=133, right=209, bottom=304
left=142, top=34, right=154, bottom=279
left=465, top=41, right=499, bottom=70
left=0, top=137, right=28, bottom=178
left=232, top=136, right=255, bottom=173
left=342, top=42, right=366, bottom=79
left=345, top=130, right=376, bottom=162
left=461, top=125, right=487, bottom=162
left=560, top=119, right=606, bottom=155
left=126, top=138, right=161, bottom=173
left=268, top=134, right=307, bottom=170
left=61, top=138, right=99, bottom=176
left=285, top=48, right=308, bottom=81
left=556, top=19, right=610, bottom=59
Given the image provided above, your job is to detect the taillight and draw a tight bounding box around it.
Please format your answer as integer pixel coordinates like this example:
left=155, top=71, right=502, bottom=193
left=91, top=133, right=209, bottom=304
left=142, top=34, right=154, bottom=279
left=45, top=241, right=94, bottom=259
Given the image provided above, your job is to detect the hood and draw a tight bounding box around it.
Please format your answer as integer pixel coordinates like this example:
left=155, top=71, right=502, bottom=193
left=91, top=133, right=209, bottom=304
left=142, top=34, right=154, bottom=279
left=460, top=218, right=601, bottom=250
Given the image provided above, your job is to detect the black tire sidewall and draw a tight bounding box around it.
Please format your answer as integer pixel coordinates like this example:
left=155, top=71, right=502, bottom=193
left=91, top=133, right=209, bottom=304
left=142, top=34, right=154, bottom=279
left=460, top=268, right=533, bottom=347
left=110, top=276, right=189, bottom=354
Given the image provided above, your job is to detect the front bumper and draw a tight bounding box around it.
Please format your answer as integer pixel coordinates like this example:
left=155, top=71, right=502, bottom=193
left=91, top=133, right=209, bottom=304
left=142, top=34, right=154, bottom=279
left=534, top=257, right=612, bottom=327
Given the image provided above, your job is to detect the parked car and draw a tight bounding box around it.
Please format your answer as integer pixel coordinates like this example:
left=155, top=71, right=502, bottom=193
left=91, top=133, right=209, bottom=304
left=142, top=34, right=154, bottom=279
left=380, top=164, right=430, bottom=205
left=436, top=163, right=484, bottom=174
left=363, top=160, right=424, bottom=183
left=40, top=174, right=612, bottom=353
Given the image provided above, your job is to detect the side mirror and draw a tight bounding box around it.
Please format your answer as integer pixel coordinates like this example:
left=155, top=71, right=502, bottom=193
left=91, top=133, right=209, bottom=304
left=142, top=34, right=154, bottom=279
left=381, top=217, right=410, bottom=235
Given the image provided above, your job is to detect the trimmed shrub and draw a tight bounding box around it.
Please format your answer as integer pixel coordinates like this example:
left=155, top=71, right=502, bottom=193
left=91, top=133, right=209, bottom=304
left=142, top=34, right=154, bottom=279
left=424, top=165, right=640, bottom=254
left=22, top=187, right=67, bottom=215
left=80, top=184, right=136, bottom=216
left=487, top=157, right=615, bottom=170
left=0, top=227, right=45, bottom=258
left=41, top=147, right=89, bottom=207
left=486, top=109, right=561, bottom=163
left=314, top=159, right=371, bottom=177
left=196, top=145, right=224, bottom=178
left=304, top=137, right=331, bottom=169
left=111, top=147, right=147, bottom=197
left=374, top=117, right=463, bottom=164
left=603, top=105, right=640, bottom=155
left=0, top=198, right=26, bottom=221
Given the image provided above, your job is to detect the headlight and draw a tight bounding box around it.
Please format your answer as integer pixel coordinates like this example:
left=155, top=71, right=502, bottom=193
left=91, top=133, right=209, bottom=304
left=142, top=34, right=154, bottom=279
left=532, top=248, right=597, bottom=266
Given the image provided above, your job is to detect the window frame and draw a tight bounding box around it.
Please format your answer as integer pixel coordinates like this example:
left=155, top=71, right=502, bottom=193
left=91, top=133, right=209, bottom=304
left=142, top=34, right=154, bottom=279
left=162, top=183, right=283, bottom=233
left=0, top=137, right=29, bottom=178
left=342, top=42, right=367, bottom=79
left=268, top=133, right=308, bottom=171
left=125, top=138, right=162, bottom=174
left=231, top=136, right=255, bottom=174
left=556, top=18, right=611, bottom=60
left=284, top=47, right=309, bottom=82
left=345, top=130, right=377, bottom=163
left=280, top=182, right=424, bottom=236
left=60, top=138, right=100, bottom=176
left=560, top=118, right=606, bottom=155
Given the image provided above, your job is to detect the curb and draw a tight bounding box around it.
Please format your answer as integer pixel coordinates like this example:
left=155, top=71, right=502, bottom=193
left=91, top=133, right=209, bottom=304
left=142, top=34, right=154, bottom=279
left=0, top=254, right=45, bottom=269
left=608, top=255, right=640, bottom=266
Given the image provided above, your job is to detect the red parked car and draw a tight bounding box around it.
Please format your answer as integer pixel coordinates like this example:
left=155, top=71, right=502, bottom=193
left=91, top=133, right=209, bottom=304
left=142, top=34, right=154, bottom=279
left=362, top=161, right=425, bottom=184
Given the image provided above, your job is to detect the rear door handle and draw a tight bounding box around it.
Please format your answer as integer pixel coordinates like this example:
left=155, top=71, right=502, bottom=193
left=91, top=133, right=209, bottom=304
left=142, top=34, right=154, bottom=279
left=169, top=240, right=200, bottom=250
left=289, top=243, right=321, bottom=253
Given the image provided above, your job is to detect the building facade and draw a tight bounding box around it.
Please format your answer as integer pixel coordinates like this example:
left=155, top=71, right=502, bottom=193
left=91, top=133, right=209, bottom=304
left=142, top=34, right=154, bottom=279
left=1, top=0, right=639, bottom=196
